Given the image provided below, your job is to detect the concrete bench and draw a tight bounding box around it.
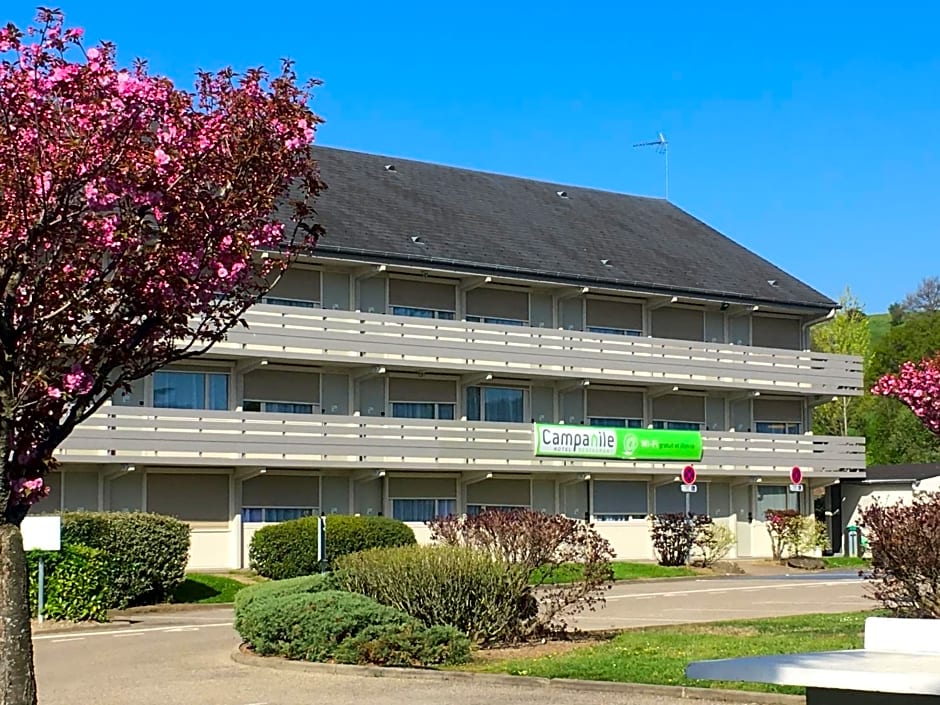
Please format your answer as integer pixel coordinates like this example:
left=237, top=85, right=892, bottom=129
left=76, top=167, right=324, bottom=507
left=685, top=617, right=940, bottom=704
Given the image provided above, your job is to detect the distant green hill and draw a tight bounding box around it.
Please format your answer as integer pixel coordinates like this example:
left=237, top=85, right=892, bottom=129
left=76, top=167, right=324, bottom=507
left=869, top=313, right=890, bottom=346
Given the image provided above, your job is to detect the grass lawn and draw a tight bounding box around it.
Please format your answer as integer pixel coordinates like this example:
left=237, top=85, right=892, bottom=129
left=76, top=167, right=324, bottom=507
left=457, top=611, right=874, bottom=695
left=823, top=556, right=870, bottom=570
left=171, top=573, right=247, bottom=604
left=534, top=562, right=698, bottom=584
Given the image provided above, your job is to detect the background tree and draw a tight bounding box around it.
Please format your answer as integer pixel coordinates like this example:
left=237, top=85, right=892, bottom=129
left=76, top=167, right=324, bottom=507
left=811, top=287, right=870, bottom=436
left=0, top=12, right=324, bottom=704
left=900, top=275, right=940, bottom=314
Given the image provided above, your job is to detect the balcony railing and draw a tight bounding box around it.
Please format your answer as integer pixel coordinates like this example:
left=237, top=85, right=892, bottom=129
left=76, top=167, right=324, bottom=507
left=211, top=306, right=864, bottom=396
left=57, top=407, right=866, bottom=478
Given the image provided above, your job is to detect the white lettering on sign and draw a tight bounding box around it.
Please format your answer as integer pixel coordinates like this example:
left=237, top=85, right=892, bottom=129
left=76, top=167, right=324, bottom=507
left=539, top=426, right=617, bottom=456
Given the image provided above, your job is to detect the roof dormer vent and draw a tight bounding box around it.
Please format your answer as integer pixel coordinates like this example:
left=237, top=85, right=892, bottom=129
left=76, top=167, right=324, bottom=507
left=556, top=190, right=569, bottom=199
left=384, top=164, right=397, bottom=172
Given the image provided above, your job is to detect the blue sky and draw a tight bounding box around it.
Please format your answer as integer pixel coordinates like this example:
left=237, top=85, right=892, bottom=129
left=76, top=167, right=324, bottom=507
left=9, top=2, right=939, bottom=312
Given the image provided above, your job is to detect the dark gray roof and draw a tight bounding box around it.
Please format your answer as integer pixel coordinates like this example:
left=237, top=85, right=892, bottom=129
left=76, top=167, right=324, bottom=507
left=289, top=146, right=835, bottom=310
left=864, top=464, right=940, bottom=482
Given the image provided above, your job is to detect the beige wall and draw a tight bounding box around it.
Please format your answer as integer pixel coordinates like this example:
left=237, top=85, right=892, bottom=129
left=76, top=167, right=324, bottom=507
left=596, top=523, right=655, bottom=560
left=243, top=370, right=320, bottom=404
left=147, top=473, right=229, bottom=522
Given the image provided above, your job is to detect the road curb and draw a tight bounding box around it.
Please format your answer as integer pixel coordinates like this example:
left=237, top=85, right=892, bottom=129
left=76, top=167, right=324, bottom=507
left=231, top=646, right=802, bottom=704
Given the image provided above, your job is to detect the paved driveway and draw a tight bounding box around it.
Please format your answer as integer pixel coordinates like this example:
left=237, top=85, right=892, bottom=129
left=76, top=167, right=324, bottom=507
left=33, top=573, right=870, bottom=704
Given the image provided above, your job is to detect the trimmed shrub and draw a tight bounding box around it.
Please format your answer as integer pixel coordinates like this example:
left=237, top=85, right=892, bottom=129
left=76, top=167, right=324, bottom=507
left=27, top=545, right=110, bottom=622
left=651, top=513, right=711, bottom=567
left=427, top=509, right=614, bottom=633
left=235, top=588, right=469, bottom=666
left=249, top=515, right=416, bottom=579
left=860, top=493, right=940, bottom=618
left=234, top=574, right=335, bottom=638
left=61, top=511, right=190, bottom=608
left=335, top=544, right=533, bottom=645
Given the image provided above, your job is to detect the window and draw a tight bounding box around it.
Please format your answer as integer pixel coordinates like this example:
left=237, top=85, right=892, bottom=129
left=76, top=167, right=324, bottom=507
left=391, top=498, right=456, bottom=522
left=466, top=386, right=526, bottom=422
left=587, top=326, right=642, bottom=337
left=390, top=305, right=455, bottom=320
left=260, top=295, right=321, bottom=309
left=593, top=480, right=648, bottom=521
left=755, top=421, right=803, bottom=435
left=587, top=417, right=643, bottom=428
left=241, top=507, right=318, bottom=523
left=655, top=482, right=708, bottom=515
left=154, top=371, right=228, bottom=410
left=243, top=400, right=319, bottom=414
left=756, top=485, right=800, bottom=514
left=465, top=315, right=527, bottom=326
left=652, top=420, right=703, bottom=431
left=391, top=402, right=456, bottom=420
left=466, top=504, right=528, bottom=515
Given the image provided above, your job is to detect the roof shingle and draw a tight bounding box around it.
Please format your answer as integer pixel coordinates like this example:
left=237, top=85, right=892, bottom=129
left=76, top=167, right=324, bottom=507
left=285, top=146, right=835, bottom=310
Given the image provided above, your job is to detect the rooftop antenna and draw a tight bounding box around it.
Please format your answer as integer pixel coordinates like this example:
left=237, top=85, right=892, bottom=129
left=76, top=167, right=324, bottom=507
left=633, top=132, right=669, bottom=199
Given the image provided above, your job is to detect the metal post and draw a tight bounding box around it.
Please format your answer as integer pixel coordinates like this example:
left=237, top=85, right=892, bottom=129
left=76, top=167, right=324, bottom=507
left=317, top=515, right=326, bottom=574
left=38, top=556, right=45, bottom=624
left=685, top=492, right=692, bottom=566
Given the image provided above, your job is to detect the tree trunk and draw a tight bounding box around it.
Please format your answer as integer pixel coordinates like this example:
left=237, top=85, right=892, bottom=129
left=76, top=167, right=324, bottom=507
left=0, top=523, right=37, bottom=705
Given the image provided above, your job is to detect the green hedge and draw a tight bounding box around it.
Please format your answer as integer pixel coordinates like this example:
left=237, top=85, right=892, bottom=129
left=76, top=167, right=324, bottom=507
left=234, top=574, right=335, bottom=635
left=335, top=544, right=534, bottom=646
left=235, top=588, right=469, bottom=667
left=28, top=545, right=110, bottom=622
left=249, top=515, right=416, bottom=579
left=61, top=512, right=190, bottom=608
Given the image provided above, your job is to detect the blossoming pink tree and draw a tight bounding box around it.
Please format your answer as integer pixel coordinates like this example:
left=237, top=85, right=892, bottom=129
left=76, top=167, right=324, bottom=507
left=0, top=11, right=325, bottom=703
left=872, top=356, right=940, bottom=438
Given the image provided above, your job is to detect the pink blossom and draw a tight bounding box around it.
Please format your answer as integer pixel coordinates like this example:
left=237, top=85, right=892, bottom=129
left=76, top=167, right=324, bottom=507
left=154, top=148, right=170, bottom=166
left=63, top=364, right=94, bottom=394
left=86, top=47, right=100, bottom=61
left=46, top=386, right=63, bottom=399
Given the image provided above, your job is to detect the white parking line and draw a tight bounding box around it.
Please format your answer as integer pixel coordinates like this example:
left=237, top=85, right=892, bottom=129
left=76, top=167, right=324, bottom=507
left=50, top=637, right=86, bottom=643
left=607, top=580, right=855, bottom=601
left=34, top=622, right=233, bottom=641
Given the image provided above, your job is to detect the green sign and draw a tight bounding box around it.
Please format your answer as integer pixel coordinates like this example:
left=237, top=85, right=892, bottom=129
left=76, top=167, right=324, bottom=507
left=534, top=424, right=703, bottom=462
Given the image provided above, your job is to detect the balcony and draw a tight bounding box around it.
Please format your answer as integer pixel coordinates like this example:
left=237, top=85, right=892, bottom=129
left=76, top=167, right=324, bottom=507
left=58, top=407, right=866, bottom=478
left=212, top=306, right=864, bottom=396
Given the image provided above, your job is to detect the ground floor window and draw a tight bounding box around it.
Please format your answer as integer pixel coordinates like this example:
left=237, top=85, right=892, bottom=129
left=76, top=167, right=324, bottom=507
left=655, top=482, right=708, bottom=515
left=592, top=480, right=648, bottom=521
left=755, top=421, right=802, bottom=435
left=242, top=506, right=318, bottom=522
left=756, top=485, right=800, bottom=514
left=391, top=498, right=456, bottom=522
